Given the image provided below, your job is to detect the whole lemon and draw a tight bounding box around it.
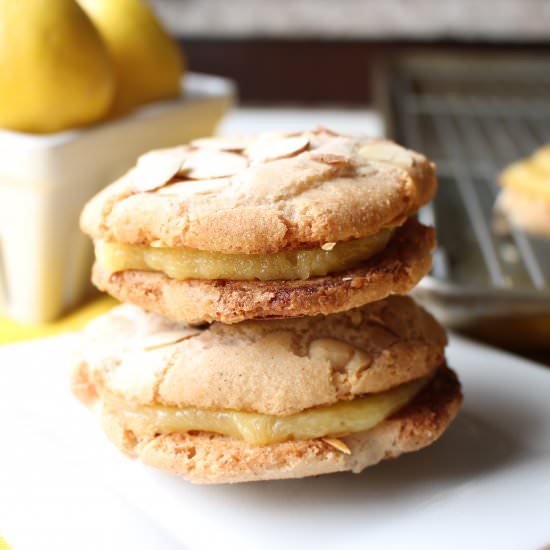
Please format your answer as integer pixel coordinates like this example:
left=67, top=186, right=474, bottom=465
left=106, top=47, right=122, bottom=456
left=0, top=0, right=115, bottom=134
left=77, top=0, right=184, bottom=116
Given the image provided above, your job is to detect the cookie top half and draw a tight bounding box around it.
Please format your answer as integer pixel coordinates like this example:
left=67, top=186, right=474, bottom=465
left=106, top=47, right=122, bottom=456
left=81, top=128, right=436, bottom=255
left=73, top=295, right=446, bottom=417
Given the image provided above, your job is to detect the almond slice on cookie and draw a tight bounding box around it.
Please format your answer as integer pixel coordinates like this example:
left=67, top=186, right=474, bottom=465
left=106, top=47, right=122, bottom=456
left=322, top=438, right=352, bottom=454
left=191, top=136, right=255, bottom=152
left=157, top=178, right=232, bottom=197
left=360, top=143, right=414, bottom=170
left=183, top=150, right=248, bottom=179
left=246, top=134, right=310, bottom=164
left=142, top=328, right=203, bottom=351
left=133, top=147, right=191, bottom=192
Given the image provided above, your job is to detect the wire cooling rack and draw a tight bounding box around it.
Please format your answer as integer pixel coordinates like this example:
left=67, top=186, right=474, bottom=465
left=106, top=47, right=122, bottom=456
left=379, top=53, right=550, bottom=343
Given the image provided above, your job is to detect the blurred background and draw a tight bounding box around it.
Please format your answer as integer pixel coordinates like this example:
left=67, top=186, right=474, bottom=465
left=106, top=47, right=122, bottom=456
left=156, top=0, right=550, bottom=103
left=1, top=0, right=549, bottom=357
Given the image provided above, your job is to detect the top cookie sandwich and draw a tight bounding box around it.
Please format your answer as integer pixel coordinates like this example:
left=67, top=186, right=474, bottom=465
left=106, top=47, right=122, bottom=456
left=81, top=128, right=437, bottom=323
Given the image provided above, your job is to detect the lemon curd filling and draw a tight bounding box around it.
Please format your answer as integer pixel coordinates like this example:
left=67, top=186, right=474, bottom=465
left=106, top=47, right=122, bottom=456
left=95, top=228, right=395, bottom=281
left=106, top=376, right=428, bottom=446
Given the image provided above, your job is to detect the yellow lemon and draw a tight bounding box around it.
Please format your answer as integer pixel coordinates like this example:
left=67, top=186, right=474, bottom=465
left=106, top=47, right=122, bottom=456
left=0, top=0, right=115, bottom=134
left=78, top=0, right=184, bottom=116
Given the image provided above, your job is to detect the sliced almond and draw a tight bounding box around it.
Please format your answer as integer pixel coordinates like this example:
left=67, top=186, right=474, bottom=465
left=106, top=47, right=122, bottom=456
left=310, top=153, right=351, bottom=166
left=322, top=438, right=352, bottom=455
left=133, top=147, right=191, bottom=192
left=142, top=328, right=202, bottom=351
left=308, top=339, right=355, bottom=371
left=314, top=126, right=341, bottom=136
left=191, top=135, right=255, bottom=152
left=183, top=150, right=248, bottom=179
left=360, top=143, right=413, bottom=169
left=246, top=135, right=310, bottom=164
left=157, top=178, right=232, bottom=197
left=321, top=242, right=336, bottom=251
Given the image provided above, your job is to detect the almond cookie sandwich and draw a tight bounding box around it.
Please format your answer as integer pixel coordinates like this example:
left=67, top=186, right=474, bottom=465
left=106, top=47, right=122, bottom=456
left=81, top=128, right=438, bottom=324
left=72, top=295, right=462, bottom=484
left=497, top=144, right=550, bottom=238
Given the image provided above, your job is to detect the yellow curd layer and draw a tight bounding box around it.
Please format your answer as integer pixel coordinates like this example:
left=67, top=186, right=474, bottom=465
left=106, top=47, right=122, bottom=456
left=106, top=376, right=427, bottom=446
left=95, top=228, right=394, bottom=281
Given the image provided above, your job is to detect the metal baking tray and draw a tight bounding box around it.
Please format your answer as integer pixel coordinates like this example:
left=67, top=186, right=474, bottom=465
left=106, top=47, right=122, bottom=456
left=377, top=51, right=550, bottom=349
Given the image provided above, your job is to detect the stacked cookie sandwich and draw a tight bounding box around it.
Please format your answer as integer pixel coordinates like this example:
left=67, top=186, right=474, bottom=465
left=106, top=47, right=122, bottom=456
left=73, top=128, right=462, bottom=483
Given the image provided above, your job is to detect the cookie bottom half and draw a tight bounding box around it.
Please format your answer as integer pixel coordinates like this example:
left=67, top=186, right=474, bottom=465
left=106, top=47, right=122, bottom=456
left=93, top=218, right=435, bottom=324
left=99, top=365, right=461, bottom=484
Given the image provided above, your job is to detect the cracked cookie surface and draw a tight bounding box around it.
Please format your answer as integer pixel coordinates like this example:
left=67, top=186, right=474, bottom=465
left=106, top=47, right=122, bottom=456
left=81, top=128, right=437, bottom=255
left=72, top=294, right=446, bottom=416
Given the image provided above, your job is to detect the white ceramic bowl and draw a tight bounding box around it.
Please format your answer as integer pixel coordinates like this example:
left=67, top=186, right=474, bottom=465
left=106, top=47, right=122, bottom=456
left=0, top=73, right=235, bottom=323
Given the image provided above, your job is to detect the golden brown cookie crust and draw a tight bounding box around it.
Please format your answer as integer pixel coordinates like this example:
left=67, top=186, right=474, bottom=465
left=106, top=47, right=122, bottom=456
left=497, top=188, right=550, bottom=238
left=92, top=218, right=435, bottom=324
left=80, top=129, right=437, bottom=254
left=96, top=366, right=461, bottom=484
left=73, top=294, right=446, bottom=415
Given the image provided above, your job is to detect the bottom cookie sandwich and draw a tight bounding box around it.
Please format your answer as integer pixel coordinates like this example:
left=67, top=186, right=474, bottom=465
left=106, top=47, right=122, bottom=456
left=72, top=296, right=462, bottom=484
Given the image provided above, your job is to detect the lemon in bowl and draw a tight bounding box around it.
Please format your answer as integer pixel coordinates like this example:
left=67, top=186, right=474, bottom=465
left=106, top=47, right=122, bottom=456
left=77, top=0, right=185, bottom=116
left=0, top=0, right=115, bottom=134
